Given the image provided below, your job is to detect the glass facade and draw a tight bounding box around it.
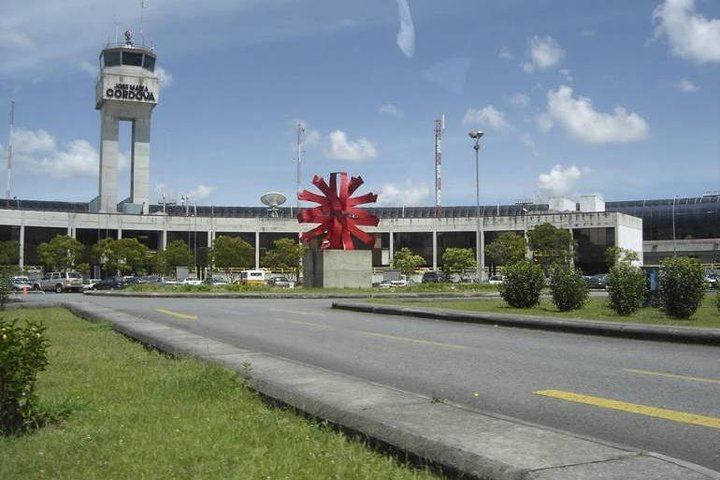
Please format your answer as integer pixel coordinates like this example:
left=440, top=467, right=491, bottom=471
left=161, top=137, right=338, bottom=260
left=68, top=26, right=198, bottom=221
left=101, top=49, right=156, bottom=72
left=607, top=195, right=719, bottom=241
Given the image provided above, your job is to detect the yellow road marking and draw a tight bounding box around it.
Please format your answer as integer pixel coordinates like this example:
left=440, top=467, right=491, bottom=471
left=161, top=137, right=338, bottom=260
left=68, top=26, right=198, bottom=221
left=155, top=308, right=198, bottom=320
left=361, top=331, right=464, bottom=350
left=534, top=389, right=720, bottom=430
left=624, top=368, right=720, bottom=385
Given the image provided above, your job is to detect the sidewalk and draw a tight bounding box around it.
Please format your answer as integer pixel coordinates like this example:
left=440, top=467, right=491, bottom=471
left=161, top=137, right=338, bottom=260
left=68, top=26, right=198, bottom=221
left=63, top=300, right=720, bottom=479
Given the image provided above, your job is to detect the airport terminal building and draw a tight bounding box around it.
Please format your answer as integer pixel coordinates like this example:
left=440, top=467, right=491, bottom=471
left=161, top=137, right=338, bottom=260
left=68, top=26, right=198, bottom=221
left=1, top=33, right=717, bottom=277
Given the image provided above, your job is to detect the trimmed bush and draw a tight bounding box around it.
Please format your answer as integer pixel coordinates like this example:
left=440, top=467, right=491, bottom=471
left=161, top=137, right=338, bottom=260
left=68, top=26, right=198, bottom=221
left=0, top=318, right=49, bottom=435
left=659, top=257, right=706, bottom=319
left=549, top=264, right=588, bottom=311
left=500, top=260, right=545, bottom=308
left=607, top=262, right=647, bottom=316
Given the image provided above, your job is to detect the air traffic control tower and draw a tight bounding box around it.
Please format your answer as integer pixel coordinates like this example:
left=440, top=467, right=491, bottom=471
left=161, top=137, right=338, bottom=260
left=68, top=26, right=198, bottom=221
left=91, top=31, right=159, bottom=214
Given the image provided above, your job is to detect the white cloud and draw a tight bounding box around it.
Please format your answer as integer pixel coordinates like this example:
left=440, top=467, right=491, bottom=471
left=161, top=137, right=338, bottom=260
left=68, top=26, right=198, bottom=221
left=155, top=67, right=173, bottom=87
left=510, top=93, right=530, bottom=108
left=375, top=181, right=431, bottom=207
left=522, top=35, right=565, bottom=72
left=189, top=185, right=215, bottom=201
left=77, top=60, right=98, bottom=78
left=520, top=133, right=539, bottom=157
left=677, top=78, right=699, bottom=92
left=463, top=106, right=510, bottom=132
left=653, top=0, right=720, bottom=64
left=498, top=47, right=514, bottom=60
left=542, top=85, right=648, bottom=144
left=537, top=164, right=584, bottom=197
left=395, top=0, right=415, bottom=58
left=11, top=128, right=99, bottom=177
left=326, top=130, right=377, bottom=161
left=379, top=104, right=404, bottom=118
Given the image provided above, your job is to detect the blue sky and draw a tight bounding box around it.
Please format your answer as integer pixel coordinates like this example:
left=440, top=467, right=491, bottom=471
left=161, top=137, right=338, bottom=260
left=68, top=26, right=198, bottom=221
left=1, top=0, right=718, bottom=209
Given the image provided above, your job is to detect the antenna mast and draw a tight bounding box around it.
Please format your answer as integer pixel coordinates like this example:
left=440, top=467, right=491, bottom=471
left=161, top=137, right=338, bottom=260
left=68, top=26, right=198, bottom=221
left=434, top=114, right=444, bottom=218
left=6, top=100, right=14, bottom=206
left=296, top=122, right=305, bottom=211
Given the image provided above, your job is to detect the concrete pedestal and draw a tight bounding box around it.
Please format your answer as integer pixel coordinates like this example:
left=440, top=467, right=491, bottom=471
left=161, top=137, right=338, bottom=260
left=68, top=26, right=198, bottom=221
left=303, top=250, right=372, bottom=289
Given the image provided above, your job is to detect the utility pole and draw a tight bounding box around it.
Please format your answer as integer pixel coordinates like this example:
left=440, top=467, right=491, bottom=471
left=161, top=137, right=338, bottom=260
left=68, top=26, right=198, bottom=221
left=6, top=100, right=14, bottom=207
left=434, top=114, right=444, bottom=218
left=296, top=122, right=305, bottom=212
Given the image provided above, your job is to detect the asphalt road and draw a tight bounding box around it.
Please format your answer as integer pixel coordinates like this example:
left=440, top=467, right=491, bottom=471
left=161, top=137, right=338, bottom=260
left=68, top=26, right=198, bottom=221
left=26, top=293, right=720, bottom=471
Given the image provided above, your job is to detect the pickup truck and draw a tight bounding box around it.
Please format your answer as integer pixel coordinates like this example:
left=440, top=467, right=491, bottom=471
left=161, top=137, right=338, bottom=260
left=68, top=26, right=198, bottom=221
left=32, top=271, right=84, bottom=293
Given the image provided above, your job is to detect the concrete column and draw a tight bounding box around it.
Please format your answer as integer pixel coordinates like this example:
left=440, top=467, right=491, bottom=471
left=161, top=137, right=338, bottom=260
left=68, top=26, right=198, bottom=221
left=432, top=231, right=438, bottom=270
left=161, top=230, right=167, bottom=250
left=255, top=231, right=260, bottom=269
left=117, top=229, right=123, bottom=240
left=389, top=230, right=395, bottom=263
left=18, top=224, right=24, bottom=269
left=98, top=112, right=119, bottom=213
left=479, top=218, right=486, bottom=282
left=131, top=117, right=151, bottom=214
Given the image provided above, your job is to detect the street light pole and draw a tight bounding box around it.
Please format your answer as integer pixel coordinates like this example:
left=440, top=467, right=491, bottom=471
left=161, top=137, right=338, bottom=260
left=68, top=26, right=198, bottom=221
left=469, top=130, right=484, bottom=283
left=672, top=195, right=677, bottom=257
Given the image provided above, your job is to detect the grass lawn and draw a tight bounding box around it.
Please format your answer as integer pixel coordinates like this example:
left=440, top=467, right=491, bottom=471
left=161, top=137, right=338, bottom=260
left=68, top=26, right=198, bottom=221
left=371, top=292, right=720, bottom=329
left=0, top=308, right=439, bottom=480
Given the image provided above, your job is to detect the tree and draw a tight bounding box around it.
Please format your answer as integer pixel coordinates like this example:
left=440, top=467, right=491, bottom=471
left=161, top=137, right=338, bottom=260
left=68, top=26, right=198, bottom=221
left=549, top=263, right=588, bottom=311
left=211, top=236, right=254, bottom=282
left=92, top=238, right=149, bottom=276
left=527, top=223, right=573, bottom=272
left=261, top=238, right=307, bottom=280
left=486, top=233, right=527, bottom=269
left=605, top=246, right=639, bottom=268
left=153, top=240, right=193, bottom=276
left=500, top=260, right=546, bottom=308
left=0, top=240, right=19, bottom=266
left=37, top=235, right=84, bottom=271
left=391, top=248, right=425, bottom=278
left=659, top=257, right=706, bottom=319
left=442, top=248, right=476, bottom=282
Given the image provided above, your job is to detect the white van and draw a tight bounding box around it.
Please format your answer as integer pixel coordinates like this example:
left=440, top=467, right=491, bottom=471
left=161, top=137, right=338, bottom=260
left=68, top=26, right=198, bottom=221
left=239, top=269, right=265, bottom=285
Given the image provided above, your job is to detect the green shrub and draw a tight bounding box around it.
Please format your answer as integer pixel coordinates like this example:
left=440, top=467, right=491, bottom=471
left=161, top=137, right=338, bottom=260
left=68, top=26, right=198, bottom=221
left=716, top=292, right=720, bottom=313
left=0, top=318, right=49, bottom=435
left=0, top=272, right=11, bottom=310
left=549, top=263, right=588, bottom=311
left=607, top=262, right=647, bottom=315
left=659, top=257, right=706, bottom=319
left=500, top=260, right=545, bottom=308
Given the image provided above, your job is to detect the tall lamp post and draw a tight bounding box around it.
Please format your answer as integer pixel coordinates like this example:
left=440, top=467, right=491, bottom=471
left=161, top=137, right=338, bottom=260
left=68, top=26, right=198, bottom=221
left=672, top=195, right=677, bottom=257
left=469, top=130, right=484, bottom=282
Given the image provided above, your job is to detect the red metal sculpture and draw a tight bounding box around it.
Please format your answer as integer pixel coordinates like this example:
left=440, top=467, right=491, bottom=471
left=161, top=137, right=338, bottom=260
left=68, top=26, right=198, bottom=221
left=297, top=172, right=379, bottom=250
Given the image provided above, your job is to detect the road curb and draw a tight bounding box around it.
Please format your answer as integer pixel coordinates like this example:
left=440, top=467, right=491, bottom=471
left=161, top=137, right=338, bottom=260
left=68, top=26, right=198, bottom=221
left=62, top=301, right=720, bottom=480
left=332, top=302, right=720, bottom=346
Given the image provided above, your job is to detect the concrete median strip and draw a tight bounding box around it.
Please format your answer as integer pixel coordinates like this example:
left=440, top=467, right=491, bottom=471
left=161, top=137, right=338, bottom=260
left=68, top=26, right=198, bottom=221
left=332, top=301, right=720, bottom=346
left=63, top=301, right=720, bottom=480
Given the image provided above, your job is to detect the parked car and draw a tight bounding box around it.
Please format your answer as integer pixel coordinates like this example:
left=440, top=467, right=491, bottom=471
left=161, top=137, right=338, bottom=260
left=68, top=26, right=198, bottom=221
left=488, top=275, right=505, bottom=284
left=421, top=271, right=449, bottom=283
left=583, top=273, right=609, bottom=289
left=32, top=271, right=84, bottom=293
left=182, top=277, right=202, bottom=286
left=92, top=276, right=126, bottom=290
left=390, top=275, right=410, bottom=287
left=12, top=276, right=32, bottom=291
left=266, top=276, right=294, bottom=288
left=705, top=273, right=718, bottom=289
left=82, top=278, right=101, bottom=290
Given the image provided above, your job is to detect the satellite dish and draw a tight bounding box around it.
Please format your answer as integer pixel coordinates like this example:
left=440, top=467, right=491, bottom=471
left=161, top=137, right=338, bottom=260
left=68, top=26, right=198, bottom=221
left=261, top=192, right=287, bottom=218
